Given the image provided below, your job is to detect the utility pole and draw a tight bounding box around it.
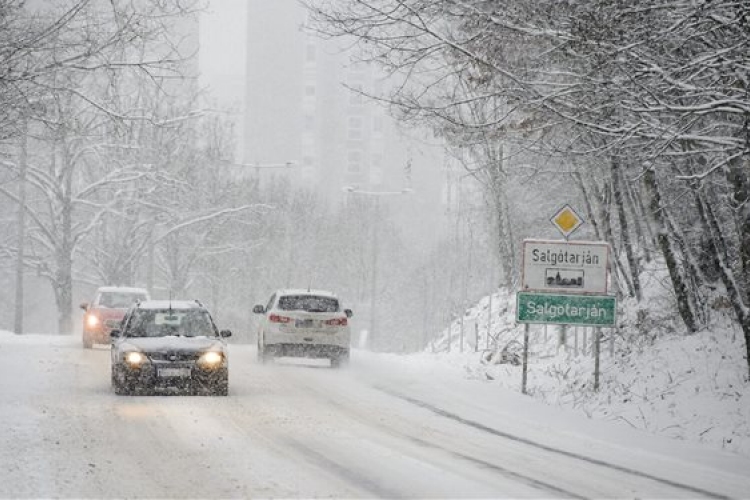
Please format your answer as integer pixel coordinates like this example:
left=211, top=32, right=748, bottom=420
left=14, top=118, right=28, bottom=334
left=369, top=196, right=380, bottom=348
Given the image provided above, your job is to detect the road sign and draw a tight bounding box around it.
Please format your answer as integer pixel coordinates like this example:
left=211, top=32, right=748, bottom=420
left=521, top=239, right=610, bottom=294
left=550, top=204, right=584, bottom=239
left=516, top=292, right=616, bottom=327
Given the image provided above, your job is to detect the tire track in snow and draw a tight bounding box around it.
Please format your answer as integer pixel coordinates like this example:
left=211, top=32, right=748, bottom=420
left=278, top=367, right=585, bottom=498
left=283, top=438, right=404, bottom=499
left=381, top=388, right=731, bottom=500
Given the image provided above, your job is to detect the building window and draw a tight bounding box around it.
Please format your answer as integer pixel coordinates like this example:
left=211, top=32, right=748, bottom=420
left=305, top=43, right=316, bottom=63
left=348, top=116, right=363, bottom=140
left=348, top=83, right=364, bottom=106
left=372, top=115, right=384, bottom=134
left=304, top=85, right=316, bottom=97
left=304, top=114, right=315, bottom=132
left=347, top=150, right=362, bottom=173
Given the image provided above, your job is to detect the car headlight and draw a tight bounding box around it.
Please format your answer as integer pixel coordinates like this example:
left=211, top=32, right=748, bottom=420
left=86, top=314, right=99, bottom=328
left=198, top=351, right=224, bottom=369
left=124, top=351, right=147, bottom=367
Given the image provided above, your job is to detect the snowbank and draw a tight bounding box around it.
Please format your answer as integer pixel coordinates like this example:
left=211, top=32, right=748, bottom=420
left=424, top=270, right=750, bottom=458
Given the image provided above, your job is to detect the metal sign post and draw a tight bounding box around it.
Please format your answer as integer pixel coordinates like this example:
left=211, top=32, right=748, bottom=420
left=522, top=323, right=530, bottom=395
left=594, top=327, right=601, bottom=391
left=516, top=207, right=617, bottom=393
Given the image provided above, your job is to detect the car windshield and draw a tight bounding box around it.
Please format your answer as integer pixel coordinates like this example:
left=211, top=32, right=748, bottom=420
left=98, top=292, right=148, bottom=308
left=277, top=295, right=339, bottom=313
left=125, top=309, right=216, bottom=338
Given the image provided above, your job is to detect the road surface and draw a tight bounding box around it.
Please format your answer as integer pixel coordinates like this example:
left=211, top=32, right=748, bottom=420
left=1, top=332, right=749, bottom=498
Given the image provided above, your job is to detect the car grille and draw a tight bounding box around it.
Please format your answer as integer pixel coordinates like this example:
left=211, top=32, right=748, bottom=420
left=105, top=319, right=121, bottom=329
left=148, top=352, right=200, bottom=362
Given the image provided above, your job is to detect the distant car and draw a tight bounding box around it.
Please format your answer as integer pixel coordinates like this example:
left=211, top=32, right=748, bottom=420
left=80, top=286, right=150, bottom=348
left=253, top=289, right=352, bottom=367
left=110, top=300, right=231, bottom=396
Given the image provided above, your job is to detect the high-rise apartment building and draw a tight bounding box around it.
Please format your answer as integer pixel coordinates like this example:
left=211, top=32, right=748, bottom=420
left=243, top=0, right=417, bottom=199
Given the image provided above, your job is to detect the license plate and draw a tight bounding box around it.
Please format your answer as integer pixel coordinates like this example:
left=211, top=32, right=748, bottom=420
left=158, top=367, right=191, bottom=378
left=295, top=319, right=315, bottom=328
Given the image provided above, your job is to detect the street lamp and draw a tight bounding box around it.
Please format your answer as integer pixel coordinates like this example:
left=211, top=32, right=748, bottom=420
left=218, top=160, right=298, bottom=172
left=343, top=185, right=413, bottom=350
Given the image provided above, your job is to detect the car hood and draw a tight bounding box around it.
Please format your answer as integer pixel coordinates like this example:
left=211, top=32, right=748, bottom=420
left=116, top=337, right=225, bottom=354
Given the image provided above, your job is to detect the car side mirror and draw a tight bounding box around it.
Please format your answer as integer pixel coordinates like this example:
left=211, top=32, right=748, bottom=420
left=252, top=305, right=265, bottom=314
left=110, top=329, right=121, bottom=338
left=344, top=309, right=353, bottom=318
left=79, top=302, right=89, bottom=311
left=220, top=329, right=232, bottom=338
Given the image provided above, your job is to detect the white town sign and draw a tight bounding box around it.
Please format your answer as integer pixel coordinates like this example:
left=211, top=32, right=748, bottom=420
left=521, top=239, right=610, bottom=295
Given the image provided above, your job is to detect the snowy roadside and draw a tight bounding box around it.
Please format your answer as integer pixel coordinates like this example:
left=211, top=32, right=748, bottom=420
left=411, top=284, right=750, bottom=459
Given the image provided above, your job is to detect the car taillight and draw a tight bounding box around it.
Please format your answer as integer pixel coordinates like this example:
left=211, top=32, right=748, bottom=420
left=325, top=318, right=347, bottom=326
left=269, top=314, right=292, bottom=324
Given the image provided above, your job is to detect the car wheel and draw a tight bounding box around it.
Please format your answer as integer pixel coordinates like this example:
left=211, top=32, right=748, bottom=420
left=83, top=334, right=93, bottom=349
left=331, top=350, right=350, bottom=369
left=214, top=379, right=228, bottom=396
left=112, top=376, right=130, bottom=396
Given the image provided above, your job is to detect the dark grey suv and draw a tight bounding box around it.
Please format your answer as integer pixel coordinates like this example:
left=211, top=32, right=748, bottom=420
left=110, top=300, right=231, bottom=396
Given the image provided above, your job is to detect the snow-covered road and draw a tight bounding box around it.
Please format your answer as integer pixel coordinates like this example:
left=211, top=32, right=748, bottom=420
left=1, top=332, right=749, bottom=498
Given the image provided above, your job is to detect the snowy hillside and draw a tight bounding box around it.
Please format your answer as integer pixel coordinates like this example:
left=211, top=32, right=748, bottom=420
left=423, top=264, right=750, bottom=458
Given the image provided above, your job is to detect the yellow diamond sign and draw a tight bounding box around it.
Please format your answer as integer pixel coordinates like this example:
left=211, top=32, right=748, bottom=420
left=551, top=204, right=584, bottom=238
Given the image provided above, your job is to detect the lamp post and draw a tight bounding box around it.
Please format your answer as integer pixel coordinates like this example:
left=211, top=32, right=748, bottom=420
left=343, top=185, right=413, bottom=350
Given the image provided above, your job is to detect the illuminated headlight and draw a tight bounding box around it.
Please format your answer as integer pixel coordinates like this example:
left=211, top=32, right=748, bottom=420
left=124, top=351, right=147, bottom=367
left=86, top=314, right=99, bottom=328
left=198, top=351, right=224, bottom=369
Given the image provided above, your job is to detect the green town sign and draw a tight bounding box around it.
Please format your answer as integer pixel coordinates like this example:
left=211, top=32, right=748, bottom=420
left=516, top=292, right=617, bottom=327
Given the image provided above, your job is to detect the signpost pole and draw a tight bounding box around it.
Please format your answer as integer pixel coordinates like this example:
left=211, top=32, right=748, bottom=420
left=594, top=327, right=601, bottom=391
left=474, top=322, right=479, bottom=352
left=522, top=323, right=530, bottom=395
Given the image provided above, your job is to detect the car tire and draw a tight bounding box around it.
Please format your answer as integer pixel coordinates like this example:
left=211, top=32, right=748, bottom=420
left=257, top=342, right=268, bottom=364
left=330, top=350, right=350, bottom=369
left=112, top=375, right=130, bottom=396
left=214, top=379, right=228, bottom=396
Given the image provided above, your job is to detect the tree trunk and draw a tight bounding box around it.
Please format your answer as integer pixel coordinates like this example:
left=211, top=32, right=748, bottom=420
left=727, top=154, right=750, bottom=303
left=624, top=174, right=652, bottom=263
left=694, top=186, right=750, bottom=378
left=643, top=168, right=698, bottom=333
left=663, top=213, right=708, bottom=327
left=573, top=171, right=602, bottom=241
left=599, top=178, right=632, bottom=299
left=57, top=139, right=75, bottom=335
left=612, top=158, right=642, bottom=301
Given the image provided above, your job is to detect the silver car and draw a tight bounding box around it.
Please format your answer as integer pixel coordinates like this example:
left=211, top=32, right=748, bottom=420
left=253, top=289, right=352, bottom=367
left=110, top=300, right=231, bottom=395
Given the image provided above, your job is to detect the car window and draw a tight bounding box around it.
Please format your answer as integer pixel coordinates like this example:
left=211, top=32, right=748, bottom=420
left=125, top=309, right=217, bottom=337
left=98, top=292, right=148, bottom=308
left=277, top=295, right=339, bottom=313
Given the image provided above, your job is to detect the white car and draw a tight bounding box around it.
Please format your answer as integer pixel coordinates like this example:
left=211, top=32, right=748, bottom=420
left=253, top=289, right=352, bottom=367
